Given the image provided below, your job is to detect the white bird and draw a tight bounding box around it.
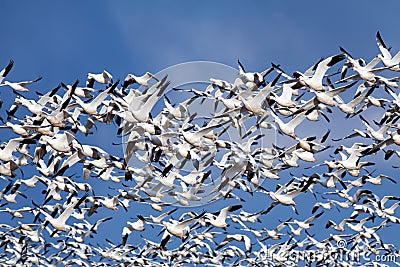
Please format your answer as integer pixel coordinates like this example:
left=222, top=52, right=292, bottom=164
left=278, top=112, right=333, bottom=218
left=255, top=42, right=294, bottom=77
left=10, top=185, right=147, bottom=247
left=160, top=212, right=203, bottom=248
left=41, top=194, right=87, bottom=232
left=41, top=132, right=76, bottom=153
left=121, top=215, right=146, bottom=245
left=122, top=72, right=158, bottom=88
left=237, top=60, right=273, bottom=86
left=271, top=110, right=308, bottom=139
left=292, top=54, right=345, bottom=91
left=337, top=87, right=374, bottom=114
left=125, top=76, right=170, bottom=122
left=264, top=220, right=287, bottom=240
left=264, top=178, right=310, bottom=213
left=74, top=81, right=118, bottom=115
left=204, top=205, right=242, bottom=228
left=0, top=76, right=42, bottom=92
left=362, top=174, right=396, bottom=185
left=269, top=82, right=297, bottom=108
left=61, top=82, right=96, bottom=98
left=216, top=233, right=252, bottom=253
left=339, top=46, right=389, bottom=84
left=0, top=137, right=34, bottom=162
left=86, top=70, right=113, bottom=88
left=17, top=175, right=48, bottom=188
left=376, top=31, right=400, bottom=71
left=0, top=60, right=14, bottom=84
left=287, top=211, right=323, bottom=229
left=293, top=81, right=357, bottom=114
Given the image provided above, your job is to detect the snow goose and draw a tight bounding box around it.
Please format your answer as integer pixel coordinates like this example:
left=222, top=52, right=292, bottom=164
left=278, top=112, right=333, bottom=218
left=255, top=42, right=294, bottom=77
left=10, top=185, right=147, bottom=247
left=42, top=132, right=76, bottom=153
left=3, top=189, right=27, bottom=203
left=287, top=212, right=323, bottom=230
left=378, top=197, right=400, bottom=216
left=0, top=137, right=35, bottom=162
left=168, top=181, right=203, bottom=202
left=0, top=122, right=28, bottom=137
left=311, top=200, right=339, bottom=214
left=122, top=72, right=158, bottom=88
left=346, top=217, right=373, bottom=233
left=337, top=150, right=374, bottom=171
left=292, top=81, right=357, bottom=116
left=263, top=220, right=287, bottom=240
left=160, top=212, right=204, bottom=248
left=204, top=204, right=242, bottom=228
left=0, top=60, right=13, bottom=84
left=86, top=70, right=113, bottom=88
left=362, top=129, right=400, bottom=156
left=268, top=81, right=297, bottom=108
left=74, top=80, right=118, bottom=115
left=41, top=194, right=88, bottom=232
left=215, top=234, right=252, bottom=253
left=0, top=76, right=42, bottom=92
left=237, top=59, right=273, bottom=86
left=361, top=114, right=393, bottom=141
left=337, top=87, right=374, bottom=115
left=121, top=215, right=146, bottom=245
left=270, top=110, right=307, bottom=139
left=147, top=208, right=177, bottom=226
left=238, top=73, right=281, bottom=114
left=263, top=178, right=311, bottom=214
left=18, top=175, right=48, bottom=188
left=338, top=46, right=389, bottom=84
left=292, top=53, right=345, bottom=91
left=361, top=174, right=396, bottom=185
left=376, top=31, right=400, bottom=71
left=61, top=82, right=95, bottom=98
left=125, top=76, right=169, bottom=122
left=179, top=119, right=227, bottom=148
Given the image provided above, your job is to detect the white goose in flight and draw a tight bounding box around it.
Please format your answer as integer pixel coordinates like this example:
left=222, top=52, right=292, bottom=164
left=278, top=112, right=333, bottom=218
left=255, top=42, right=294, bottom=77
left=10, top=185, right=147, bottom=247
left=292, top=53, right=345, bottom=91
left=160, top=212, right=203, bottom=248
left=264, top=178, right=311, bottom=214
left=338, top=46, right=388, bottom=84
left=41, top=132, right=76, bottom=153
left=0, top=60, right=13, bottom=84
left=0, top=137, right=35, bottom=162
left=74, top=81, right=118, bottom=115
left=41, top=194, right=88, bottom=232
left=86, top=70, right=113, bottom=88
left=376, top=31, right=400, bottom=71
left=204, top=204, right=242, bottom=228
left=237, top=60, right=273, bottom=86
left=269, top=81, right=297, bottom=108
left=270, top=110, right=308, bottom=139
left=0, top=76, right=42, bottom=92
left=122, top=72, right=158, bottom=88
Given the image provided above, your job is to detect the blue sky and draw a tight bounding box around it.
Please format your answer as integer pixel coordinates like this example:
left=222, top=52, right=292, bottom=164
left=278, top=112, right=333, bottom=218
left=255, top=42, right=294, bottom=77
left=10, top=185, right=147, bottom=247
left=2, top=1, right=400, bottom=86
left=1, top=1, right=400, bottom=264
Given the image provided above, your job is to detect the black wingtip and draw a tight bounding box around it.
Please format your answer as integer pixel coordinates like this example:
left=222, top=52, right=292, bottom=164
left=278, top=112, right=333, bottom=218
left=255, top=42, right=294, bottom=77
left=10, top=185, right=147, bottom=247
left=328, top=54, right=346, bottom=67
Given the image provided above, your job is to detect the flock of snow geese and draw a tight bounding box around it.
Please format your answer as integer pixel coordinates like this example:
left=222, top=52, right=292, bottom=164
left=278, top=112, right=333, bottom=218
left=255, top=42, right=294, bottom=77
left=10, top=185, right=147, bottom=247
left=0, top=32, right=400, bottom=266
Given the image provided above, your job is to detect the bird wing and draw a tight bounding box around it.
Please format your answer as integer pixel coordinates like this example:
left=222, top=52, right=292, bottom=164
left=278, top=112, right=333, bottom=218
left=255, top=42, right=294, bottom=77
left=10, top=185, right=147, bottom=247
left=3, top=138, right=23, bottom=155
left=346, top=88, right=374, bottom=108
left=326, top=81, right=358, bottom=97
left=89, top=80, right=119, bottom=108
left=286, top=111, right=306, bottom=129
left=376, top=31, right=391, bottom=59
left=19, top=77, right=42, bottom=87
left=312, top=54, right=345, bottom=82
left=0, top=60, right=14, bottom=83
left=216, top=205, right=242, bottom=223
left=57, top=194, right=87, bottom=225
